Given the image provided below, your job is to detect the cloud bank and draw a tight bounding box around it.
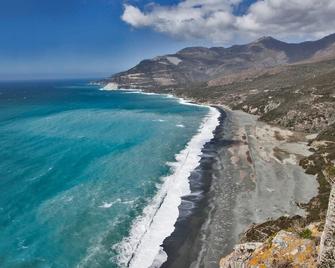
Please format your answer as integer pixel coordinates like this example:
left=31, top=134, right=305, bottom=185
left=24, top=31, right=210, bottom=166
left=121, top=0, right=335, bottom=43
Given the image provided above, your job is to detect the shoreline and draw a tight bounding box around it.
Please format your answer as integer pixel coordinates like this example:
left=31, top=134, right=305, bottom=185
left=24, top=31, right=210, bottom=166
left=99, top=86, right=320, bottom=268
left=101, top=88, right=221, bottom=268
left=161, top=106, right=228, bottom=268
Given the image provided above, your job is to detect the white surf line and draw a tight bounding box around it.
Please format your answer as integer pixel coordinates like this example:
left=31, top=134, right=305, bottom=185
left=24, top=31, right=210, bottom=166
left=99, top=87, right=201, bottom=108
left=114, top=104, right=220, bottom=268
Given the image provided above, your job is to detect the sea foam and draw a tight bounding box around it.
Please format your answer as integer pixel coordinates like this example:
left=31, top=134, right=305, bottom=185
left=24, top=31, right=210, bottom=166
left=114, top=104, right=220, bottom=268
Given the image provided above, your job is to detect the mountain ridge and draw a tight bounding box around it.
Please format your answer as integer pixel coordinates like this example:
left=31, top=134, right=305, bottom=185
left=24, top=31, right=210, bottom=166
left=102, top=33, right=335, bottom=89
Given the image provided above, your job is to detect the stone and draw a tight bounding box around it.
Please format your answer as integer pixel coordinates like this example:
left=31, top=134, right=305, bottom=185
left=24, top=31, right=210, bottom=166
left=220, top=230, right=318, bottom=268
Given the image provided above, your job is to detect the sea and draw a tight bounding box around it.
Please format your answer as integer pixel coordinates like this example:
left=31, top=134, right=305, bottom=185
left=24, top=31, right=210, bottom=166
left=0, top=79, right=219, bottom=268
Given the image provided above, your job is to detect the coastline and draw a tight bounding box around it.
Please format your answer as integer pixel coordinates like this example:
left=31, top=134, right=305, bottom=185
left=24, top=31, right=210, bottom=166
left=100, top=88, right=221, bottom=268
left=99, top=85, right=320, bottom=268
left=161, top=106, right=228, bottom=268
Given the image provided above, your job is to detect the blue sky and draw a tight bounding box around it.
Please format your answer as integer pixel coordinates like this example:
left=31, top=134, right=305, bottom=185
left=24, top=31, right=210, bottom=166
left=0, top=1, right=179, bottom=79
left=0, top=0, right=334, bottom=80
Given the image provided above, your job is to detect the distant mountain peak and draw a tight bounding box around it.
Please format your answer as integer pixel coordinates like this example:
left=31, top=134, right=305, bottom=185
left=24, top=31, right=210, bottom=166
left=257, top=36, right=276, bottom=41
left=177, top=46, right=209, bottom=54
left=254, top=36, right=283, bottom=45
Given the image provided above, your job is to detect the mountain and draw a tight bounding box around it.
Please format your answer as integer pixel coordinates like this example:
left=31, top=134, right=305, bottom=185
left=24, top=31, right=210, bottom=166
left=103, top=33, right=335, bottom=90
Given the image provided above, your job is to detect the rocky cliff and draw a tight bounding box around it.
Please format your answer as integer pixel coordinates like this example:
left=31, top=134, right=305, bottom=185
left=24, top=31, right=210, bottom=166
left=220, top=227, right=321, bottom=268
left=319, top=184, right=335, bottom=267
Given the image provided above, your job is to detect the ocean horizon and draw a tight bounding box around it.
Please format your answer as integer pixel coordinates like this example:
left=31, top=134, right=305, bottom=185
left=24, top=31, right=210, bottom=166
left=0, top=80, right=219, bottom=268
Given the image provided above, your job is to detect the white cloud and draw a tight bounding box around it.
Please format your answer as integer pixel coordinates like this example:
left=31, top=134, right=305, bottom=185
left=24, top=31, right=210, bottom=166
left=122, top=5, right=151, bottom=27
left=121, top=0, right=335, bottom=43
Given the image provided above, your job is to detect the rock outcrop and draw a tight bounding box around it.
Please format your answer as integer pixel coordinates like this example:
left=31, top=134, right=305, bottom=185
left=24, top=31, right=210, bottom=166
left=220, top=229, right=320, bottom=268
left=318, top=167, right=335, bottom=267
left=219, top=243, right=263, bottom=268
left=319, top=183, right=335, bottom=267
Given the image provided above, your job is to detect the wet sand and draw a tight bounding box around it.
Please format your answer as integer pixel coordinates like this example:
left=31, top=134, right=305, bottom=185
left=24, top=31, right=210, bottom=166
left=161, top=107, right=318, bottom=268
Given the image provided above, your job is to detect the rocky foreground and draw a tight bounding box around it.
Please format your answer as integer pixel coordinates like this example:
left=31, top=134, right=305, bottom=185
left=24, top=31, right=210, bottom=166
left=220, top=227, right=321, bottom=268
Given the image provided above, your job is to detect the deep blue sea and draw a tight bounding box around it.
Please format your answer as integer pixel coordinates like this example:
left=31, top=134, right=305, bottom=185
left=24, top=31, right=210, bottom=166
left=0, top=80, right=213, bottom=268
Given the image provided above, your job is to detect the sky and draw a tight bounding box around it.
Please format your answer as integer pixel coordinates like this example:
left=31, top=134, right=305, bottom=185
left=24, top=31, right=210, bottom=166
left=1, top=0, right=335, bottom=80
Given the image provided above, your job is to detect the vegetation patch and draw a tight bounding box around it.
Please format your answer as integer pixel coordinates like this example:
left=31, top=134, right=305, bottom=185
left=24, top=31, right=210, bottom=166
left=240, top=215, right=305, bottom=243
left=326, top=165, right=335, bottom=178
left=298, top=229, right=313, bottom=239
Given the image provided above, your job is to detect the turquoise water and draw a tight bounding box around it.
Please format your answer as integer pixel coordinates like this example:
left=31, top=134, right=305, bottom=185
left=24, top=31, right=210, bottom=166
left=0, top=80, right=208, bottom=268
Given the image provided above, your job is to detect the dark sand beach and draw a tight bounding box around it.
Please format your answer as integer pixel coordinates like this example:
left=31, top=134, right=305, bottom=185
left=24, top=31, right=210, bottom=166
left=161, top=107, right=318, bottom=268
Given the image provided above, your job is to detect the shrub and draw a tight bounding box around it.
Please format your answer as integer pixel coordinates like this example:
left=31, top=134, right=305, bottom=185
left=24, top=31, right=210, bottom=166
left=298, top=229, right=312, bottom=239
left=326, top=165, right=335, bottom=178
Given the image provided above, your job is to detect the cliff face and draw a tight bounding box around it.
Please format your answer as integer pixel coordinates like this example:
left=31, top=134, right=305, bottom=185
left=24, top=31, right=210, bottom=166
left=104, top=33, right=335, bottom=90
left=319, top=184, right=335, bottom=267
left=318, top=160, right=335, bottom=267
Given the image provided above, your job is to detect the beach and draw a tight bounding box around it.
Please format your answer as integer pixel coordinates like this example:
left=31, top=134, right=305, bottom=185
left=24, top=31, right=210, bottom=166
left=161, top=106, right=318, bottom=268
left=118, top=105, right=220, bottom=268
